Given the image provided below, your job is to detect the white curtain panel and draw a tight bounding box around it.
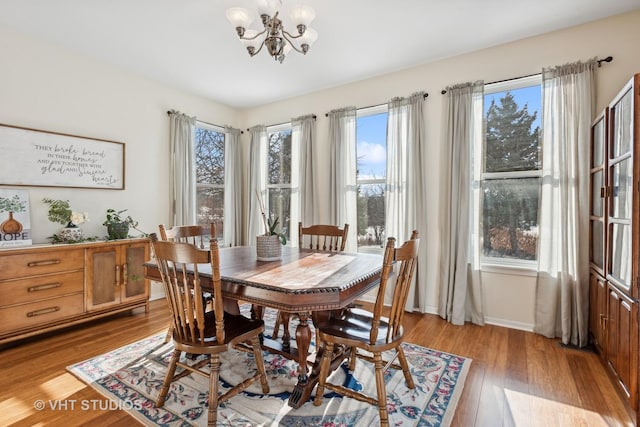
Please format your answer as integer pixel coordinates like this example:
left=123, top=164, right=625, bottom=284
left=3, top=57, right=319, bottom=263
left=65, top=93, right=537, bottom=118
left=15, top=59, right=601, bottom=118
left=535, top=59, right=596, bottom=347
left=247, top=125, right=268, bottom=245
left=168, top=110, right=196, bottom=226
left=437, top=82, right=485, bottom=326
left=223, top=126, right=243, bottom=247
left=385, top=92, right=428, bottom=312
left=293, top=114, right=317, bottom=236
left=328, top=107, right=358, bottom=252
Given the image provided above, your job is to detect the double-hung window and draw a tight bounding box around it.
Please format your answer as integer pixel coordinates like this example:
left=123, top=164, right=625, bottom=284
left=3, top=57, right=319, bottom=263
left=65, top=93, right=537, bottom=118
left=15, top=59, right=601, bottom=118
left=356, top=105, right=388, bottom=253
left=480, top=75, right=542, bottom=268
left=266, top=123, right=296, bottom=242
left=195, top=122, right=224, bottom=239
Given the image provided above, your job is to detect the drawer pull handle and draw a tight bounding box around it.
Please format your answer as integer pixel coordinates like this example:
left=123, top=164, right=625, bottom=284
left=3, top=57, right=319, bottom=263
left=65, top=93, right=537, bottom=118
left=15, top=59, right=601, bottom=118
left=27, top=259, right=61, bottom=267
left=28, top=283, right=62, bottom=292
left=27, top=306, right=60, bottom=317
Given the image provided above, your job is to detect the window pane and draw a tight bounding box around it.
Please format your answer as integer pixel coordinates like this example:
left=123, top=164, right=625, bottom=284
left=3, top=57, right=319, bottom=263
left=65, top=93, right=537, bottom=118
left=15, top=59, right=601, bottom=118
left=611, top=157, right=632, bottom=219
left=592, top=116, right=605, bottom=167
left=356, top=112, right=387, bottom=180
left=590, top=220, right=603, bottom=269
left=356, top=183, right=385, bottom=248
left=610, top=223, right=631, bottom=288
left=195, top=127, right=224, bottom=185
left=196, top=187, right=223, bottom=238
left=484, top=86, right=541, bottom=173
left=591, top=170, right=603, bottom=217
left=611, top=88, right=632, bottom=158
left=482, top=177, right=540, bottom=260
left=268, top=130, right=292, bottom=185
left=268, top=188, right=291, bottom=241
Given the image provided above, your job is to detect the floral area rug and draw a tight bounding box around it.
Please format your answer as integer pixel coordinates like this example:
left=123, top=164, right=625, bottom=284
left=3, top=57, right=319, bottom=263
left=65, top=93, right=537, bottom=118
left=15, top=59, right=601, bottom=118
left=67, top=307, right=471, bottom=426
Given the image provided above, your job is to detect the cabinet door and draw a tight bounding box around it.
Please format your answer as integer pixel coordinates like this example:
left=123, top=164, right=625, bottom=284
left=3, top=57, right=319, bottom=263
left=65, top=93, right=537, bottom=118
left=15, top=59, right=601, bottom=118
left=590, top=111, right=607, bottom=275
left=86, top=246, right=120, bottom=310
left=607, top=283, right=638, bottom=407
left=120, top=241, right=149, bottom=304
left=606, top=76, right=637, bottom=297
left=589, top=271, right=607, bottom=355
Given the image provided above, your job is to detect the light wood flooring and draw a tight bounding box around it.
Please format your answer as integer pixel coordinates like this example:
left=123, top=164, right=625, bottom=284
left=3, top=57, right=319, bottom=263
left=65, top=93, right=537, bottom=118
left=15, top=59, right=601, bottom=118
left=0, top=299, right=635, bottom=426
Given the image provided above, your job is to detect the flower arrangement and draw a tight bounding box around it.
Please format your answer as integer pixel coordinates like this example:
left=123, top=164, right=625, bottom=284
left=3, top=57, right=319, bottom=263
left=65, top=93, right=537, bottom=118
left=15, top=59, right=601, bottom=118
left=42, top=198, right=90, bottom=226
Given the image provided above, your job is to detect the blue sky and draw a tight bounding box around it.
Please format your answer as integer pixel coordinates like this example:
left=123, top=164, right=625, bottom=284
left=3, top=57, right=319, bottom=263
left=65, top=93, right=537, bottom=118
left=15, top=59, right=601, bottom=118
left=356, top=112, right=387, bottom=179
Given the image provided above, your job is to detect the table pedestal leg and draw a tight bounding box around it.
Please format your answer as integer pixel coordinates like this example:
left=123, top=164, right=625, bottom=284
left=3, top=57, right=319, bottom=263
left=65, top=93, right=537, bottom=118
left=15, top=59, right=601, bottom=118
left=288, top=312, right=311, bottom=408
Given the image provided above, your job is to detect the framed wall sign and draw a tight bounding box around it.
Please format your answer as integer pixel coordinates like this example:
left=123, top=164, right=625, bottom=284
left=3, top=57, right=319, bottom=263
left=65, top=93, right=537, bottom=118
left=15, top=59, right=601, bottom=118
left=0, top=123, right=125, bottom=189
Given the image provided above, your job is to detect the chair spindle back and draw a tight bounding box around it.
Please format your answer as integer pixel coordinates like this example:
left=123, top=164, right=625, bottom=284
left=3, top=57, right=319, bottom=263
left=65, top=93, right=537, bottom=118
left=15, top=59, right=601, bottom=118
left=298, top=222, right=349, bottom=252
left=371, top=230, right=420, bottom=345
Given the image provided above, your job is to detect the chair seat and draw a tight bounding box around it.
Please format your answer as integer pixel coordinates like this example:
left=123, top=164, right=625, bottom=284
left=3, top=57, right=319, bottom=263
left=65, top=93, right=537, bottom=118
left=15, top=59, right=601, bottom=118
left=316, top=308, right=402, bottom=349
left=173, top=311, right=265, bottom=348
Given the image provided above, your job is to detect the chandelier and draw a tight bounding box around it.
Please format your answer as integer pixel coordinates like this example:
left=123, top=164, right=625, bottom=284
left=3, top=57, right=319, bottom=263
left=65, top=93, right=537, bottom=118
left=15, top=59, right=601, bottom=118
left=225, top=0, right=318, bottom=63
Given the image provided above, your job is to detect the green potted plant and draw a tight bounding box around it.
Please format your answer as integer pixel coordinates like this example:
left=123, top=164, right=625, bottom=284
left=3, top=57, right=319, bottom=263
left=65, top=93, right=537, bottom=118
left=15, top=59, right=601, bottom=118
left=255, top=191, right=286, bottom=261
left=102, top=208, right=139, bottom=240
left=42, top=198, right=89, bottom=242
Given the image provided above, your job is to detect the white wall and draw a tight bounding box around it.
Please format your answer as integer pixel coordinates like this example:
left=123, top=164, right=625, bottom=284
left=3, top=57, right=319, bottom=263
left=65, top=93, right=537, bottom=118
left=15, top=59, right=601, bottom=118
left=1, top=10, right=639, bottom=328
left=0, top=24, right=238, bottom=243
left=0, top=24, right=238, bottom=300
left=239, top=10, right=640, bottom=330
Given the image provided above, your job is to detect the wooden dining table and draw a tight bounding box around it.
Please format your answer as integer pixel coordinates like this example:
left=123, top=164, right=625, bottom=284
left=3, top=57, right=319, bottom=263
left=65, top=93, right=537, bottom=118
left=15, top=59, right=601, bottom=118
left=144, top=245, right=383, bottom=408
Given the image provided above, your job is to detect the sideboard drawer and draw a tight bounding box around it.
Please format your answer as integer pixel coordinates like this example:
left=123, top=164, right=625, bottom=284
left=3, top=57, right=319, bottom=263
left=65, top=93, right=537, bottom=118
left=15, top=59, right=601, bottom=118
left=0, top=271, right=84, bottom=307
left=0, top=294, right=84, bottom=333
left=0, top=248, right=84, bottom=281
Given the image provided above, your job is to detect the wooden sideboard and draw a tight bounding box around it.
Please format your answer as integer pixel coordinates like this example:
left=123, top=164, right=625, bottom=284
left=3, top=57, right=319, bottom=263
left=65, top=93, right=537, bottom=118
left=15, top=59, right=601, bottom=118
left=0, top=238, right=149, bottom=345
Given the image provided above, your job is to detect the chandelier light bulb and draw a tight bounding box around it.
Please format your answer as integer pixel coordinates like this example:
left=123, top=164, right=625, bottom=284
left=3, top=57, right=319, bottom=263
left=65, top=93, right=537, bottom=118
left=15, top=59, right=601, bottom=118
left=225, top=7, right=253, bottom=32
left=290, top=5, right=315, bottom=31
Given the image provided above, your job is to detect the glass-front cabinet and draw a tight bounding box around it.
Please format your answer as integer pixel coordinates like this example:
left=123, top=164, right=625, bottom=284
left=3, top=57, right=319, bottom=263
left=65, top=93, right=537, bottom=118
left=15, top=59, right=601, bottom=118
left=589, top=74, right=640, bottom=418
left=606, top=78, right=637, bottom=296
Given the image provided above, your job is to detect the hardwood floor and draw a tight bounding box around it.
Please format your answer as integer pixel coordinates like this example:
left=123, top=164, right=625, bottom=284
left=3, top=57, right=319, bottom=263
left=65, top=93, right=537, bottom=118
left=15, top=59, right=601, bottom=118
left=0, top=299, right=634, bottom=426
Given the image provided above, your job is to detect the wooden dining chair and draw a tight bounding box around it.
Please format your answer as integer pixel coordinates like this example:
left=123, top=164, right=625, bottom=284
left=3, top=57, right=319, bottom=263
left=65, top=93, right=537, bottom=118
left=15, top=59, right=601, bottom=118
left=298, top=222, right=349, bottom=252
left=271, top=222, right=350, bottom=341
left=313, top=231, right=420, bottom=427
left=159, top=223, right=214, bottom=248
left=158, top=224, right=216, bottom=342
left=150, top=234, right=270, bottom=427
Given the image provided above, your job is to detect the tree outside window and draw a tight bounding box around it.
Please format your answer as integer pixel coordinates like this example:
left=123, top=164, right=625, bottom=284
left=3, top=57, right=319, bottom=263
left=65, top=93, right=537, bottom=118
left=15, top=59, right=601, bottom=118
left=195, top=124, right=224, bottom=239
left=267, top=127, right=293, bottom=241
left=356, top=107, right=388, bottom=251
left=481, top=80, right=541, bottom=262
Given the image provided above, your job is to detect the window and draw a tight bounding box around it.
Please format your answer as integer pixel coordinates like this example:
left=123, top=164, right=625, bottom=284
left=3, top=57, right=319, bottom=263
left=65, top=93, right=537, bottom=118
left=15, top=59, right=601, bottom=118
left=356, top=105, right=388, bottom=252
left=195, top=122, right=224, bottom=238
left=480, top=75, right=542, bottom=265
left=266, top=124, right=294, bottom=242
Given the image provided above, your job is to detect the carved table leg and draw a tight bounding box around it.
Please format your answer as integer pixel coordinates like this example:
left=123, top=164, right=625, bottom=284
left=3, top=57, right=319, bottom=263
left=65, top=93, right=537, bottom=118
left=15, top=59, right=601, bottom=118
left=288, top=311, right=311, bottom=408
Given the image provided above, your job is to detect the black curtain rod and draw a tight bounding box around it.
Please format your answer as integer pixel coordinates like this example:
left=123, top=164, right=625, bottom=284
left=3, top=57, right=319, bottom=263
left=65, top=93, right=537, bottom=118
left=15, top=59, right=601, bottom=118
left=166, top=110, right=243, bottom=134
left=246, top=114, right=317, bottom=132
left=324, top=92, right=429, bottom=117
left=440, top=56, right=613, bottom=94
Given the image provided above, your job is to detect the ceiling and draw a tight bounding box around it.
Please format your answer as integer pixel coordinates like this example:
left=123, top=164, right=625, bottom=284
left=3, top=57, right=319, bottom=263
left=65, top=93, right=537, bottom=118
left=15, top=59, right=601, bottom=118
left=0, top=0, right=638, bottom=109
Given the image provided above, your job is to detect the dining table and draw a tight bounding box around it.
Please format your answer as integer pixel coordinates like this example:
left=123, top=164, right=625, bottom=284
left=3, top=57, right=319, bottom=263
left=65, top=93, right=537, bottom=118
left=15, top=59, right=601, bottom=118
left=144, top=245, right=383, bottom=408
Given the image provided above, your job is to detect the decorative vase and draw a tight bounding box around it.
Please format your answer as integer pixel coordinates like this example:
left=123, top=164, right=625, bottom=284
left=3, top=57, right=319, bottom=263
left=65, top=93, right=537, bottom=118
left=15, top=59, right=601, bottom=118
left=1, top=212, right=23, bottom=234
left=256, top=235, right=282, bottom=261
left=59, top=222, right=83, bottom=242
left=107, top=222, right=130, bottom=239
